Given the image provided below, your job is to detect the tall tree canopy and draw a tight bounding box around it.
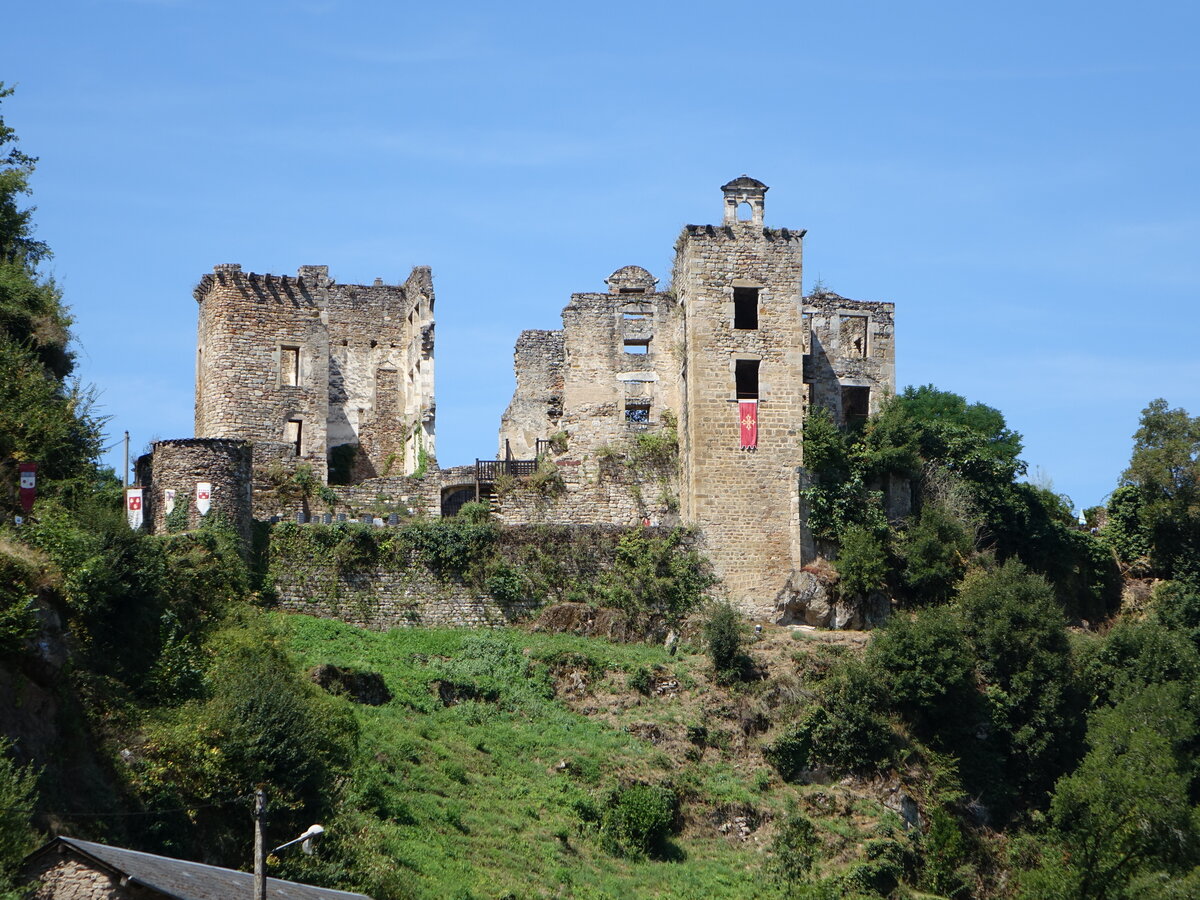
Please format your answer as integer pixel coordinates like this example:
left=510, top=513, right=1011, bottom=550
left=0, top=85, right=102, bottom=513
left=1108, top=399, right=1200, bottom=581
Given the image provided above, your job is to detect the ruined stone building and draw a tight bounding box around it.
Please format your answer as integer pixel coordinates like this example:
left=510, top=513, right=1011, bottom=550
left=498, top=177, right=895, bottom=614
left=193, top=262, right=436, bottom=482
left=137, top=175, right=895, bottom=620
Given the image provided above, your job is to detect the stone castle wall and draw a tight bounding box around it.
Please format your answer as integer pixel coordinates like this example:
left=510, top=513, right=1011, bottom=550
left=490, top=449, right=680, bottom=528
left=193, top=265, right=330, bottom=476
left=136, top=438, right=253, bottom=544
left=498, top=329, right=564, bottom=459
left=805, top=290, right=896, bottom=421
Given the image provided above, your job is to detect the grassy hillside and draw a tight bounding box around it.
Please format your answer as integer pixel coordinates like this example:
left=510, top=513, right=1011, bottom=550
left=272, top=616, right=907, bottom=900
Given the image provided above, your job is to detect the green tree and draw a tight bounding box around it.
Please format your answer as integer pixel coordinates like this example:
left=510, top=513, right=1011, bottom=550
left=0, top=740, right=37, bottom=894
left=834, top=525, right=890, bottom=599
left=898, top=503, right=971, bottom=604
left=865, top=385, right=1024, bottom=510
left=868, top=606, right=975, bottom=734
left=0, top=85, right=101, bottom=514
left=958, top=560, right=1081, bottom=810
left=704, top=600, right=745, bottom=678
left=1115, top=399, right=1200, bottom=580
left=1022, top=685, right=1200, bottom=900
left=0, top=84, right=72, bottom=379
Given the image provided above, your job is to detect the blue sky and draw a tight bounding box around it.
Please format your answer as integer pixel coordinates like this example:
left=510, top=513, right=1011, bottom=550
left=6, top=0, right=1198, bottom=510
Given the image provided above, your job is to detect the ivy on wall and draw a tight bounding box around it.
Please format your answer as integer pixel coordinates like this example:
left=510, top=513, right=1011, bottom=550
left=267, top=520, right=714, bottom=623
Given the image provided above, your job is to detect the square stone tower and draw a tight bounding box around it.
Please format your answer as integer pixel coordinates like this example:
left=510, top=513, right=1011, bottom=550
left=193, top=263, right=435, bottom=482
left=674, top=177, right=808, bottom=616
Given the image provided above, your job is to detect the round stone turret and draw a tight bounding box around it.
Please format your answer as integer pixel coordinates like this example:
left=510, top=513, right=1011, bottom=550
left=721, top=175, right=768, bottom=226
left=604, top=265, right=658, bottom=294
left=136, top=438, right=253, bottom=544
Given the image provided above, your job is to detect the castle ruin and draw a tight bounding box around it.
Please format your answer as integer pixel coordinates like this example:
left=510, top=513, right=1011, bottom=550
left=138, top=176, right=895, bottom=620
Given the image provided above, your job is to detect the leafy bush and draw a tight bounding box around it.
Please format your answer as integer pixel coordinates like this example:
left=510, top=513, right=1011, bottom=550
left=0, top=540, right=43, bottom=657
left=868, top=606, right=975, bottom=733
left=1153, top=578, right=1200, bottom=649
left=484, top=561, right=526, bottom=603
left=898, top=503, right=970, bottom=604
left=593, top=528, right=714, bottom=619
left=456, top=501, right=491, bottom=524
left=599, top=782, right=677, bottom=858
left=768, top=810, right=817, bottom=890
left=0, top=739, right=37, bottom=892
left=769, top=659, right=892, bottom=776
left=703, top=601, right=744, bottom=677
left=958, top=560, right=1081, bottom=810
left=628, top=666, right=653, bottom=695
left=835, top=525, right=890, bottom=599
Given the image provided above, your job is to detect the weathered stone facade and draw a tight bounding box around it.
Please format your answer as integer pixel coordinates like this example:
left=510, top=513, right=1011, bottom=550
left=134, top=438, right=253, bottom=544
left=496, top=177, right=896, bottom=617
left=24, top=855, right=152, bottom=900
left=193, top=263, right=434, bottom=482
left=135, top=175, right=895, bottom=625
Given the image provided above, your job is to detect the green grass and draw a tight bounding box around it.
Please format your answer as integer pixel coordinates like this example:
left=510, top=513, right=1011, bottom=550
left=277, top=615, right=793, bottom=899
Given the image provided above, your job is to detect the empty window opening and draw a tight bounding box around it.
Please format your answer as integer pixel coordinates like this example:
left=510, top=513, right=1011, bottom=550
left=285, top=419, right=303, bottom=457
left=625, top=402, right=651, bottom=424
left=624, top=340, right=650, bottom=355
left=736, top=202, right=753, bottom=221
left=841, top=386, right=870, bottom=426
left=619, top=287, right=647, bottom=294
left=623, top=310, right=651, bottom=319
left=733, top=287, right=759, bottom=329
left=840, top=315, right=868, bottom=358
left=280, top=347, right=300, bottom=386
left=735, top=359, right=760, bottom=400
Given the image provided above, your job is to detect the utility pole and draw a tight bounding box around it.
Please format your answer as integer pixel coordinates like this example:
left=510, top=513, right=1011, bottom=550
left=122, top=431, right=130, bottom=488
left=253, top=788, right=267, bottom=900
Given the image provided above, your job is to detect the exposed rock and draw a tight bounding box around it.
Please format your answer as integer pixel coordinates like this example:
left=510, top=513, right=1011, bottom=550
left=428, top=679, right=496, bottom=706
left=309, top=664, right=392, bottom=705
left=774, top=570, right=834, bottom=627
left=532, top=601, right=668, bottom=643
left=832, top=591, right=891, bottom=630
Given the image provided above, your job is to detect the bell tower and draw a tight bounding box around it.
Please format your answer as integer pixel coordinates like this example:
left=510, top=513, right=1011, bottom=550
left=674, top=177, right=808, bottom=616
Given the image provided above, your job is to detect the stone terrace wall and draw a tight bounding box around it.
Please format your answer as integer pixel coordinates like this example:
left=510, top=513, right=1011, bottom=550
left=270, top=523, right=688, bottom=629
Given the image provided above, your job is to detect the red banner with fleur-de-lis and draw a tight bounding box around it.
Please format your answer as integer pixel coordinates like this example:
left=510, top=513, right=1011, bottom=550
left=739, top=400, right=758, bottom=449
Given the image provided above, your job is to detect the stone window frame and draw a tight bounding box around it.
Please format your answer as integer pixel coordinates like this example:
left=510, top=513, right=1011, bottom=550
left=838, top=313, right=870, bottom=359
left=731, top=278, right=764, bottom=331
left=840, top=383, right=871, bottom=426
left=284, top=417, right=304, bottom=457
left=728, top=352, right=764, bottom=402
left=278, top=344, right=302, bottom=388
